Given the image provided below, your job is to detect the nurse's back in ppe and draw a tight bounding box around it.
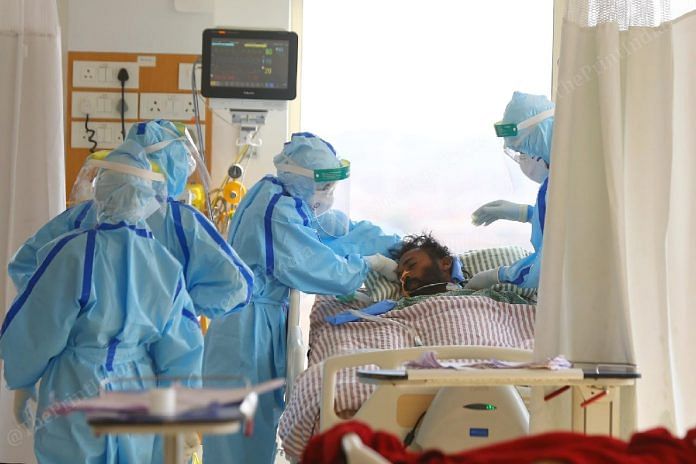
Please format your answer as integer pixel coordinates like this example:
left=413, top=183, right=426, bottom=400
left=8, top=119, right=253, bottom=319
left=202, top=132, right=399, bottom=464
left=0, top=144, right=203, bottom=464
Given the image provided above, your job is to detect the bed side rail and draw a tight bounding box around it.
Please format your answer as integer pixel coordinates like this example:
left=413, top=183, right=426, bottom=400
left=286, top=289, right=307, bottom=400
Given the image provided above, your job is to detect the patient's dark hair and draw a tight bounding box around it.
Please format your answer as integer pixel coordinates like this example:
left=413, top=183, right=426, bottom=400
left=390, top=232, right=451, bottom=262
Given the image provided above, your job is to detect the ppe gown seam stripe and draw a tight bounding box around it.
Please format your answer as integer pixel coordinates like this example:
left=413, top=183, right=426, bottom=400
left=105, top=338, right=120, bottom=372
left=509, top=180, right=547, bottom=286
left=184, top=204, right=254, bottom=307
left=74, top=201, right=93, bottom=228
left=510, top=266, right=531, bottom=285
left=174, top=278, right=183, bottom=304
left=78, top=229, right=96, bottom=311
left=293, top=198, right=309, bottom=226
left=96, top=222, right=153, bottom=238
left=264, top=193, right=283, bottom=276
left=538, top=177, right=548, bottom=233
left=1, top=231, right=83, bottom=336
left=171, top=202, right=190, bottom=273
left=227, top=180, right=267, bottom=242
left=182, top=309, right=200, bottom=327
left=128, top=225, right=153, bottom=238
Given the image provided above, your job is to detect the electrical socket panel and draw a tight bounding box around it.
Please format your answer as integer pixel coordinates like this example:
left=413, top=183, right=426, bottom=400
left=73, top=61, right=140, bottom=89
left=139, top=93, right=206, bottom=121
left=72, top=91, right=139, bottom=119
left=71, top=121, right=134, bottom=150
left=178, top=63, right=203, bottom=91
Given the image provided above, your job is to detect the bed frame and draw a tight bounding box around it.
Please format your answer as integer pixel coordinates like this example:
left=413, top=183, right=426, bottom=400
left=284, top=291, right=638, bottom=458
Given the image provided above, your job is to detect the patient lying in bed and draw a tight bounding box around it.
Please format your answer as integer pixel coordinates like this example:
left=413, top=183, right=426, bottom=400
left=392, top=233, right=467, bottom=297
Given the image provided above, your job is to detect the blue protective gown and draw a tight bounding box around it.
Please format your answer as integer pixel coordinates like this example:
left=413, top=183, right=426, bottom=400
left=202, top=176, right=400, bottom=464
left=498, top=177, right=548, bottom=288
left=0, top=222, right=203, bottom=464
left=8, top=199, right=252, bottom=319
left=320, top=218, right=401, bottom=258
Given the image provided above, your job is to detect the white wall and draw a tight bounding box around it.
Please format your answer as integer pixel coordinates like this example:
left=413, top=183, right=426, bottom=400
left=62, top=0, right=292, bottom=187
left=66, top=0, right=212, bottom=54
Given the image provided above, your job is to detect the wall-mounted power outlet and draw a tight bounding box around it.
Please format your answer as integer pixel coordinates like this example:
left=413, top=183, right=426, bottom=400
left=178, top=63, right=203, bottom=91
left=71, top=121, right=135, bottom=150
left=73, top=61, right=140, bottom=89
left=72, top=91, right=139, bottom=119
left=139, top=93, right=206, bottom=121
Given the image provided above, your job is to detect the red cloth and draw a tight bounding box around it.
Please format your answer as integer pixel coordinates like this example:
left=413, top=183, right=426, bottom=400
left=302, top=421, right=696, bottom=464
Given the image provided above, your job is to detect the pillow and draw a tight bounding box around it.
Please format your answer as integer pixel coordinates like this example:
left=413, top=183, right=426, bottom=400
left=363, top=245, right=537, bottom=302
left=459, top=246, right=537, bottom=300
left=363, top=269, right=401, bottom=301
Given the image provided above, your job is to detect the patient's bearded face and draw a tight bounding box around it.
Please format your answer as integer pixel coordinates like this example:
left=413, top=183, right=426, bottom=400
left=397, top=249, right=451, bottom=296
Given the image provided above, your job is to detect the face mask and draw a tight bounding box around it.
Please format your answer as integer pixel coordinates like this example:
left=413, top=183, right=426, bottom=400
left=309, top=189, right=334, bottom=216
left=519, top=155, right=549, bottom=184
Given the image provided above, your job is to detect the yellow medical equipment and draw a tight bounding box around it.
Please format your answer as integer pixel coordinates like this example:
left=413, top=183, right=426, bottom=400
left=186, top=183, right=207, bottom=211
left=208, top=143, right=254, bottom=235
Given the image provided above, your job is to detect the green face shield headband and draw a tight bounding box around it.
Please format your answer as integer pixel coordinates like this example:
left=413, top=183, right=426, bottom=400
left=278, top=159, right=351, bottom=182
left=493, top=108, right=555, bottom=138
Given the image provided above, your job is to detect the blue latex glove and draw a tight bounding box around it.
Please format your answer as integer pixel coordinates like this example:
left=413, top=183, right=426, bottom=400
left=325, top=300, right=397, bottom=325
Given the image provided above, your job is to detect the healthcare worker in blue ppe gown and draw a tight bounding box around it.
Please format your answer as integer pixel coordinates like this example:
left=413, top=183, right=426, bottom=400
left=8, top=119, right=253, bottom=320
left=466, top=91, right=555, bottom=290
left=0, top=145, right=203, bottom=464
left=202, top=132, right=401, bottom=464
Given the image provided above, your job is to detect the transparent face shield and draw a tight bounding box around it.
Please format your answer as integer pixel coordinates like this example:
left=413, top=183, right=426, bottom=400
left=69, top=150, right=111, bottom=206
left=176, top=124, right=213, bottom=195
left=495, top=108, right=553, bottom=183
left=142, top=125, right=209, bottom=185
left=279, top=159, right=351, bottom=239
left=151, top=124, right=213, bottom=210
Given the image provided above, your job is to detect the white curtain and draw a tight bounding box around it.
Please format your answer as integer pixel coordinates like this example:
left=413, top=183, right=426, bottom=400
left=0, top=1, right=65, bottom=462
left=535, top=0, right=696, bottom=434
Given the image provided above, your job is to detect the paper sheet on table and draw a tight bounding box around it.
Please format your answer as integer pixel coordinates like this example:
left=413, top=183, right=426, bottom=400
left=404, top=352, right=571, bottom=370
left=54, top=378, right=285, bottom=415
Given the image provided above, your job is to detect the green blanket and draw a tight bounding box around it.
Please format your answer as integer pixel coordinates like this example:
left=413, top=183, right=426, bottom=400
left=394, top=287, right=533, bottom=310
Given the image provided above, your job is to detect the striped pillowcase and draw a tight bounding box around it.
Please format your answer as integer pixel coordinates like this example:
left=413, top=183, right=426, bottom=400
left=363, top=245, right=537, bottom=302
left=363, top=269, right=402, bottom=301
left=460, top=246, right=537, bottom=300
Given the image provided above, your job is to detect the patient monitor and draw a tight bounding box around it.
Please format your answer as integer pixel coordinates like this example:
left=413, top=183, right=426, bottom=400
left=201, top=28, right=298, bottom=112
left=200, top=27, right=298, bottom=149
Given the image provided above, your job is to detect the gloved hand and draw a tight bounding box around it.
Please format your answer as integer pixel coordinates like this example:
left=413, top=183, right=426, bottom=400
left=13, top=387, right=36, bottom=427
left=471, top=200, right=529, bottom=226
left=364, top=254, right=399, bottom=282
left=183, top=432, right=201, bottom=460
left=336, top=291, right=373, bottom=305
left=465, top=268, right=500, bottom=290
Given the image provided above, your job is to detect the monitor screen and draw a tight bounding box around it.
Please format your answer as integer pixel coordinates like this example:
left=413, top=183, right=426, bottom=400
left=202, top=29, right=298, bottom=100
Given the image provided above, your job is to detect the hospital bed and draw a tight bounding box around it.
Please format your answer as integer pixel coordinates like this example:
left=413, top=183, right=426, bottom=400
left=280, top=289, right=538, bottom=460
left=281, top=289, right=638, bottom=461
